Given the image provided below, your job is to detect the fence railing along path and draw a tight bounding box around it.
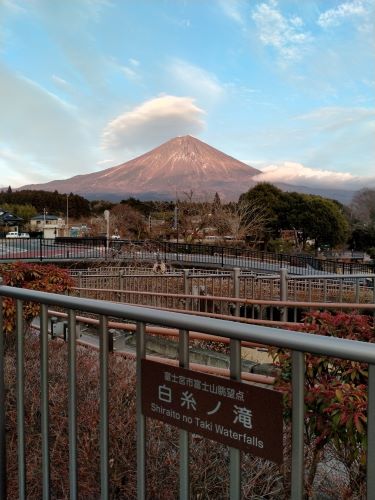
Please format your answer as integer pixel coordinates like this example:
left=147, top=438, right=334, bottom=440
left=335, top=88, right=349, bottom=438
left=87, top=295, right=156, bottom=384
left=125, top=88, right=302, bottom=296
left=1, top=283, right=375, bottom=498
left=71, top=267, right=375, bottom=322
left=1, top=237, right=374, bottom=275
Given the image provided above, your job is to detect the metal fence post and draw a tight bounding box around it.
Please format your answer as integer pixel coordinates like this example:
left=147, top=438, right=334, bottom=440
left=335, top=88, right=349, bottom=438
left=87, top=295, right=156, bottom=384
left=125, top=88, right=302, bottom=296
left=136, top=322, right=146, bottom=500
left=99, top=315, right=109, bottom=500
left=40, top=304, right=50, bottom=498
left=39, top=237, right=43, bottom=262
left=229, top=338, right=241, bottom=499
left=0, top=281, right=7, bottom=499
left=183, top=269, right=190, bottom=311
left=68, top=310, right=78, bottom=500
left=233, top=267, right=240, bottom=317
left=78, top=272, right=82, bottom=298
left=16, top=299, right=26, bottom=500
left=280, top=268, right=288, bottom=322
left=291, top=350, right=305, bottom=499
left=367, top=363, right=375, bottom=498
left=179, top=330, right=190, bottom=499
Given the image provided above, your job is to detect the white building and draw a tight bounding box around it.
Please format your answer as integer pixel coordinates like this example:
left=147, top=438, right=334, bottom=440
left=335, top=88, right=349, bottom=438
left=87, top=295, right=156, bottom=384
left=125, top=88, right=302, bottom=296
left=30, top=214, right=65, bottom=238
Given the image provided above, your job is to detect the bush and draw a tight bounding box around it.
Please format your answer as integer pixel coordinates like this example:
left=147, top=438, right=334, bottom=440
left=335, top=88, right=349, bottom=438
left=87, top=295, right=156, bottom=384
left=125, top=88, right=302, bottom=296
left=4, top=334, right=282, bottom=498
left=269, top=311, right=374, bottom=497
left=0, top=262, right=74, bottom=335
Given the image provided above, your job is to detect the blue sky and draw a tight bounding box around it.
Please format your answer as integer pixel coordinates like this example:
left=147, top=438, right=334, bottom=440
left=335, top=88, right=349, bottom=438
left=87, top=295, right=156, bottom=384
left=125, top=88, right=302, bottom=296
left=0, top=0, right=374, bottom=191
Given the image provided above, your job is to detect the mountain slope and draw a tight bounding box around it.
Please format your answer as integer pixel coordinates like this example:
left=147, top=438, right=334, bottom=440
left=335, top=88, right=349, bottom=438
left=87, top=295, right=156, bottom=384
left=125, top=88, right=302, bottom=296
left=21, top=136, right=261, bottom=201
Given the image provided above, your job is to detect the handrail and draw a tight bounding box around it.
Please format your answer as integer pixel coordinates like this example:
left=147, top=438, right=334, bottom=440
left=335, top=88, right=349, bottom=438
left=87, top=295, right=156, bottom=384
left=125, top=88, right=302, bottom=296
left=2, top=285, right=375, bottom=363
left=73, top=286, right=375, bottom=311
left=1, top=284, right=375, bottom=498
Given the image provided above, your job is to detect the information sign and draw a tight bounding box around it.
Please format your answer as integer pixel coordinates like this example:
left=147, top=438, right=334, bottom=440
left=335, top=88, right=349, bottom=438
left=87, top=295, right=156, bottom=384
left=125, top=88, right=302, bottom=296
left=141, top=359, right=283, bottom=464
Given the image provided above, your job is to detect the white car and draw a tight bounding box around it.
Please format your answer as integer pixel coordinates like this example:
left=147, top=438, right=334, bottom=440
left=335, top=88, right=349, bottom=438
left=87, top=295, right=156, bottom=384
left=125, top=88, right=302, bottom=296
left=19, top=233, right=30, bottom=238
left=5, top=231, right=20, bottom=238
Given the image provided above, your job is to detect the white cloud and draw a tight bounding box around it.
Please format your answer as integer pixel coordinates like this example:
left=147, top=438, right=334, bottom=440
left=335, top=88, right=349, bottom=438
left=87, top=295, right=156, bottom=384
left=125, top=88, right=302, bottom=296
left=168, top=59, right=224, bottom=103
left=218, top=0, right=245, bottom=25
left=102, top=95, right=205, bottom=152
left=253, top=162, right=361, bottom=188
left=252, top=1, right=311, bottom=63
left=318, top=0, right=369, bottom=28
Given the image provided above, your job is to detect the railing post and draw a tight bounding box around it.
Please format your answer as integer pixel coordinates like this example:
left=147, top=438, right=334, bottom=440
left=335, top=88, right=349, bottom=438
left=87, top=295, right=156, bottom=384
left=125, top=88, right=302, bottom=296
left=39, top=237, right=43, bottom=262
left=68, top=310, right=78, bottom=500
left=0, top=280, right=7, bottom=499
left=280, top=268, right=288, bottom=322
left=229, top=338, right=241, bottom=499
left=136, top=322, right=146, bottom=500
left=16, top=299, right=26, bottom=500
left=291, top=350, right=305, bottom=499
left=99, top=315, right=109, bottom=500
left=367, top=363, right=375, bottom=498
left=183, top=269, right=190, bottom=311
left=232, top=268, right=240, bottom=317
left=40, top=304, right=50, bottom=498
left=179, top=329, right=190, bottom=499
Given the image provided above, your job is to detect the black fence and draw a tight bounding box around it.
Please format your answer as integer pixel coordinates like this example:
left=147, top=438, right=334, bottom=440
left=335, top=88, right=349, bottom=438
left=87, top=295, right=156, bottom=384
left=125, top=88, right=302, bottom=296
left=0, top=237, right=374, bottom=275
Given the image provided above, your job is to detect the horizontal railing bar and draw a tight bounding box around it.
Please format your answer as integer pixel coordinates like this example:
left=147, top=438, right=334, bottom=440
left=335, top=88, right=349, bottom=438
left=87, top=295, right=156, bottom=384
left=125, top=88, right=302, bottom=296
left=46, top=309, right=273, bottom=347
left=2, top=286, right=375, bottom=363
left=30, top=319, right=275, bottom=385
left=72, top=272, right=375, bottom=280
left=74, top=287, right=375, bottom=310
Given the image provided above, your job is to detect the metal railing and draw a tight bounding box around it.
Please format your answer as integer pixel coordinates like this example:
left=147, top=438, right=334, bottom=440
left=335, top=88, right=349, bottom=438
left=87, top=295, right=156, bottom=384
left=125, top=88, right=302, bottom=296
left=1, top=284, right=375, bottom=498
left=1, top=237, right=374, bottom=275
left=71, top=267, right=375, bottom=312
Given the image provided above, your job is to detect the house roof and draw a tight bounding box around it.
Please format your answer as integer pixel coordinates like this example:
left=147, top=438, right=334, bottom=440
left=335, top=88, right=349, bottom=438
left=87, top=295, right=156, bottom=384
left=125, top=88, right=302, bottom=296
left=31, top=214, right=59, bottom=221
left=0, top=208, right=23, bottom=225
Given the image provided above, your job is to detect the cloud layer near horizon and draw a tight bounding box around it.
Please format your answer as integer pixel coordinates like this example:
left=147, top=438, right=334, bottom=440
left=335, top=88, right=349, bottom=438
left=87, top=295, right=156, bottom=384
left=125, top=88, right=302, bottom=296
left=253, top=161, right=375, bottom=190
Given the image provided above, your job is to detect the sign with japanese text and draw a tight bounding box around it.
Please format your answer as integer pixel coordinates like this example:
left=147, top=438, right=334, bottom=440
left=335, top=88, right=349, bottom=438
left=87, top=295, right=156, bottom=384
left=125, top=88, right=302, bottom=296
left=141, top=359, right=283, bottom=464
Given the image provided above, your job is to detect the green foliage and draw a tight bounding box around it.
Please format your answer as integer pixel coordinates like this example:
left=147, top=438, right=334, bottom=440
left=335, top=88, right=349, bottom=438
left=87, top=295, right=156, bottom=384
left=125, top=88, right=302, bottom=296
left=0, top=202, right=37, bottom=220
left=89, top=199, right=115, bottom=214
left=0, top=262, right=74, bottom=334
left=239, top=183, right=284, bottom=235
left=240, top=184, right=350, bottom=249
left=0, top=189, right=90, bottom=218
left=350, top=226, right=375, bottom=253
left=270, top=311, right=373, bottom=494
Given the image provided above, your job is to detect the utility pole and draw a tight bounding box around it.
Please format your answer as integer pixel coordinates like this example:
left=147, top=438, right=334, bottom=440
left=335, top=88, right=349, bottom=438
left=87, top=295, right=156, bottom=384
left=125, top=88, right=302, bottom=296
left=66, top=194, right=69, bottom=236
left=104, top=210, right=110, bottom=256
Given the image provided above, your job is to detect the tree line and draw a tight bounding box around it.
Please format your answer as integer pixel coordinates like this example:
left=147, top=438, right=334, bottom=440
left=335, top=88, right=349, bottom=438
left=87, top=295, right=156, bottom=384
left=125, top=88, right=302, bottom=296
left=2, top=185, right=375, bottom=256
left=0, top=189, right=90, bottom=218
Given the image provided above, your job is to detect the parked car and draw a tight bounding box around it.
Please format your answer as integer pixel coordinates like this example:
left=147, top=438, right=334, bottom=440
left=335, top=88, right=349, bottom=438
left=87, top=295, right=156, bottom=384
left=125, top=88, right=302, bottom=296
left=5, top=231, right=20, bottom=238
left=19, top=233, right=30, bottom=238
